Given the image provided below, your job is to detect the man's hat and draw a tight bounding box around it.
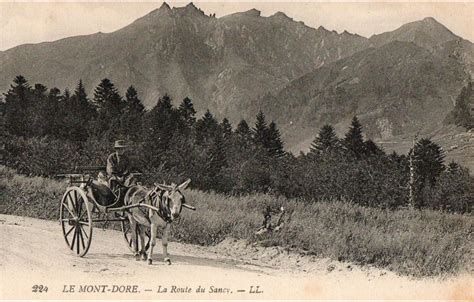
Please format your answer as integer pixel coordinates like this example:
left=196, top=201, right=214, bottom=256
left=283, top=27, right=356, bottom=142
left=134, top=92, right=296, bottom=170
left=114, top=140, right=129, bottom=149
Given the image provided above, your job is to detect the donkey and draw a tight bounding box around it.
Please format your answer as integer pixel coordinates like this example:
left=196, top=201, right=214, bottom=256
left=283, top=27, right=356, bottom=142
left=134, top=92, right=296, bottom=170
left=123, top=179, right=193, bottom=265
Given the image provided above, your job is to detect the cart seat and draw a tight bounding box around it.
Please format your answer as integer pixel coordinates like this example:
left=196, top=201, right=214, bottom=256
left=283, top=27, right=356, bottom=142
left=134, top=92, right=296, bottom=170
left=89, top=182, right=116, bottom=207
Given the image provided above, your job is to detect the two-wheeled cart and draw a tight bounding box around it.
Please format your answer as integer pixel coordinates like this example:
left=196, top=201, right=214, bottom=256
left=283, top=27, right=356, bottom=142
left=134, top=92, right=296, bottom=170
left=58, top=166, right=162, bottom=257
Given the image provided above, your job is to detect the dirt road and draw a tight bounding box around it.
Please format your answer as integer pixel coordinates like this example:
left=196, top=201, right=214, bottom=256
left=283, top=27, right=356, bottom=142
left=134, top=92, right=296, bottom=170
left=0, top=214, right=471, bottom=300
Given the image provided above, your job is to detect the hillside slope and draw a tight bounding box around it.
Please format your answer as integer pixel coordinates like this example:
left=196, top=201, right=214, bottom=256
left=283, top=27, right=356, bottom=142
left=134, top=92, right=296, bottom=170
left=0, top=3, right=369, bottom=120
left=263, top=41, right=468, bottom=143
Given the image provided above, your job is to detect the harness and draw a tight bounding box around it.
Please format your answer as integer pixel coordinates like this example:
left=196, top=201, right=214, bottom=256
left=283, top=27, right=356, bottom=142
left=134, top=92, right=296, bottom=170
left=146, top=189, right=173, bottom=223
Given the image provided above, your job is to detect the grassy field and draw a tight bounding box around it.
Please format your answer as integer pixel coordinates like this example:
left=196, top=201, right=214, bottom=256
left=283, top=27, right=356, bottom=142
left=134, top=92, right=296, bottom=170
left=1, top=165, right=472, bottom=277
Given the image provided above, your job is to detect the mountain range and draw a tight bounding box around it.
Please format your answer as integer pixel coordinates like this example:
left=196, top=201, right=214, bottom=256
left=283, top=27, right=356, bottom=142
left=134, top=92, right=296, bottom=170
left=1, top=2, right=473, bottom=167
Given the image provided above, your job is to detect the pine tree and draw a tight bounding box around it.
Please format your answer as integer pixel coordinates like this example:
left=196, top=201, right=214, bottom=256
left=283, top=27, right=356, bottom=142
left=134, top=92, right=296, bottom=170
left=45, top=88, right=62, bottom=137
left=364, top=139, right=384, bottom=157
left=447, top=161, right=461, bottom=175
left=413, top=138, right=445, bottom=185
left=234, top=119, right=253, bottom=153
left=309, top=124, right=339, bottom=155
left=253, top=110, right=269, bottom=148
left=153, top=94, right=173, bottom=115
left=118, top=86, right=145, bottom=139
left=33, top=83, right=47, bottom=98
left=92, top=78, right=124, bottom=135
left=144, top=94, right=177, bottom=158
left=3, top=76, right=31, bottom=136
left=219, top=118, right=233, bottom=157
left=62, top=89, right=71, bottom=102
left=410, top=138, right=446, bottom=208
left=267, top=121, right=285, bottom=158
left=73, top=80, right=94, bottom=116
left=209, top=131, right=227, bottom=176
left=29, top=84, right=65, bottom=140
left=66, top=80, right=95, bottom=141
left=220, top=118, right=232, bottom=141
left=29, top=83, right=48, bottom=137
left=92, top=79, right=121, bottom=111
left=235, top=119, right=252, bottom=141
left=343, top=116, right=365, bottom=158
left=57, top=89, right=75, bottom=139
left=195, top=110, right=219, bottom=145
left=48, top=88, right=61, bottom=100
left=75, top=80, right=88, bottom=104
left=124, top=86, right=145, bottom=114
left=178, top=97, right=197, bottom=129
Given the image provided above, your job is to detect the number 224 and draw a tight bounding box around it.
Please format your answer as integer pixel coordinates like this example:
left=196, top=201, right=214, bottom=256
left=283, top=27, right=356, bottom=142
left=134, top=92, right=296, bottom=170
left=32, top=285, right=48, bottom=293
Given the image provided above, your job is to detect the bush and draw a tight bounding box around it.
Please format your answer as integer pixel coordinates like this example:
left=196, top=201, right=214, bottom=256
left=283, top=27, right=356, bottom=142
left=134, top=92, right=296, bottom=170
left=428, top=167, right=474, bottom=213
left=5, top=136, right=122, bottom=176
left=5, top=136, right=81, bottom=176
left=292, top=152, right=409, bottom=209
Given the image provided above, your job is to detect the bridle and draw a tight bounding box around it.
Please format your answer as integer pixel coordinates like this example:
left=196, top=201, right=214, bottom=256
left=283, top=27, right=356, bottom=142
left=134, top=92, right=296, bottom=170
left=147, top=188, right=183, bottom=223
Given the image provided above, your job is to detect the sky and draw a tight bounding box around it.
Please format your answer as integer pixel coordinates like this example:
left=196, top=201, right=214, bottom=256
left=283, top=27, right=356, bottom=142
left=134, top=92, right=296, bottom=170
left=1, top=1, right=473, bottom=51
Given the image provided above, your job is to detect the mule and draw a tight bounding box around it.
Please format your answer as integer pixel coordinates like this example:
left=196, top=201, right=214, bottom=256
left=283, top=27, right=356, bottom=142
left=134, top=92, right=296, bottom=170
left=123, top=179, right=192, bottom=265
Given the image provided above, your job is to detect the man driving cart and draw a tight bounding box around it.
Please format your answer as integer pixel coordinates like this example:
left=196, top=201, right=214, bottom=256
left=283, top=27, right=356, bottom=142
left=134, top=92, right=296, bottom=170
left=83, top=140, right=137, bottom=207
left=106, top=140, right=132, bottom=191
left=106, top=140, right=136, bottom=196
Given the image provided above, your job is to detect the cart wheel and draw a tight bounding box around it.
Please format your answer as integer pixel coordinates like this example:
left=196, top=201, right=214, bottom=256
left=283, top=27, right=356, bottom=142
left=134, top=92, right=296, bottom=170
left=121, top=217, right=151, bottom=253
left=60, top=187, right=93, bottom=257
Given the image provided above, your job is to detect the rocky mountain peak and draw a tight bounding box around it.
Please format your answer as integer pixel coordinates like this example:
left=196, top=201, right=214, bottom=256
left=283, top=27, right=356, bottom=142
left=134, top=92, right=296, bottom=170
left=317, top=25, right=330, bottom=33
left=369, top=16, right=459, bottom=49
left=135, top=2, right=171, bottom=21
left=242, top=8, right=261, bottom=17
left=159, top=2, right=171, bottom=11
left=410, top=16, right=453, bottom=34
left=270, top=11, right=293, bottom=21
left=185, top=2, right=198, bottom=10
left=341, top=30, right=351, bottom=35
left=155, top=2, right=206, bottom=18
left=421, top=16, right=440, bottom=24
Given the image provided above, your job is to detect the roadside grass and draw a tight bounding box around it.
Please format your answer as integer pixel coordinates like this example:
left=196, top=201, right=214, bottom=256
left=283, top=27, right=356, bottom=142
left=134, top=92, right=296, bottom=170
left=0, top=166, right=66, bottom=219
left=1, top=165, right=472, bottom=277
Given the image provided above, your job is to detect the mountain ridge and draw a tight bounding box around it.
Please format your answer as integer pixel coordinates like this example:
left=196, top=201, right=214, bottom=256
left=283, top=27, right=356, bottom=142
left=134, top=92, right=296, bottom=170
left=0, top=3, right=373, bottom=114
left=1, top=3, right=472, bottom=162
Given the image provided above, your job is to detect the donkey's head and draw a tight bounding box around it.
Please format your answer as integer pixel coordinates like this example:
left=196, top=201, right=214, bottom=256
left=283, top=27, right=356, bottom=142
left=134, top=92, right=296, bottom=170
left=155, top=179, right=192, bottom=221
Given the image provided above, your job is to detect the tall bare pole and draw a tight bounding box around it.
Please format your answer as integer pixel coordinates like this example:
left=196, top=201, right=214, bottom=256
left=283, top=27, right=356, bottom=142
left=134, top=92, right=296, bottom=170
left=408, top=134, right=418, bottom=208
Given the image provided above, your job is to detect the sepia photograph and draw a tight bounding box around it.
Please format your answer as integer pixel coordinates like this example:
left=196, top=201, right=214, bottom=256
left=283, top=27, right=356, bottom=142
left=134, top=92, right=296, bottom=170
left=0, top=0, right=473, bottom=300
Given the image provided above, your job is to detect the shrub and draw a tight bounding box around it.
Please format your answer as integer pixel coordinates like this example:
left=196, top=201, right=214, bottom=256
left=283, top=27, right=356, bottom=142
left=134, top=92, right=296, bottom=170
left=5, top=136, right=81, bottom=176
left=428, top=167, right=474, bottom=213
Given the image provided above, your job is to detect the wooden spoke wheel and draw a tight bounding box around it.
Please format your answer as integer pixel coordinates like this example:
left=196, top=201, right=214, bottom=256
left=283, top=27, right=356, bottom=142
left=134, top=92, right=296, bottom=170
left=121, top=216, right=151, bottom=253
left=60, top=187, right=93, bottom=257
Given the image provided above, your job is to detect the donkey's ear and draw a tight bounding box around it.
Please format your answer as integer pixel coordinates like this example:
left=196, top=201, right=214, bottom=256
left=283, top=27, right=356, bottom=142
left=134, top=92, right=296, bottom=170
left=178, top=178, right=191, bottom=190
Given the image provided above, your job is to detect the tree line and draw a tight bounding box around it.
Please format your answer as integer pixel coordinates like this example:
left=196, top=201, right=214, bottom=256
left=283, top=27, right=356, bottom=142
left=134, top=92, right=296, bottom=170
left=2, top=76, right=473, bottom=213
